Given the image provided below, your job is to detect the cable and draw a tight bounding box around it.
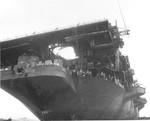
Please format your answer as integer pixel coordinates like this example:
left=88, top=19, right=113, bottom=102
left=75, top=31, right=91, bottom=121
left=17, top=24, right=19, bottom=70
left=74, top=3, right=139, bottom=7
left=117, top=0, right=128, bottom=34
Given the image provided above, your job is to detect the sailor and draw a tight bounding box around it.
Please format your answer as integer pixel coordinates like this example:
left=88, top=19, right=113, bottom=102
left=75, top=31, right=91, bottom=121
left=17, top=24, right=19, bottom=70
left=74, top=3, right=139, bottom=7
left=77, top=69, right=83, bottom=77
left=86, top=69, right=92, bottom=77
left=89, top=67, right=98, bottom=77
left=72, top=69, right=77, bottom=78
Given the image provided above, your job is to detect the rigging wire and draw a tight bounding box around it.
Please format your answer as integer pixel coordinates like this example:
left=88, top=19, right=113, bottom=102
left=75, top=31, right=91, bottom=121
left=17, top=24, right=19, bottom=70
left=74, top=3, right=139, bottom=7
left=117, top=0, right=129, bottom=35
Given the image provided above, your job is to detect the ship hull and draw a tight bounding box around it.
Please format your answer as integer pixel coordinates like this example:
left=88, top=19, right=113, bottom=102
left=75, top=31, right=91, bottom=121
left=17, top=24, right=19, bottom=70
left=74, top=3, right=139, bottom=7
left=1, top=65, right=138, bottom=120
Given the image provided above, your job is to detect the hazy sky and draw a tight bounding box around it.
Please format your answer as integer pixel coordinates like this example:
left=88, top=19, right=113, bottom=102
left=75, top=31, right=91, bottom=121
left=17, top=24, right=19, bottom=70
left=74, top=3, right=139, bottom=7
left=0, top=0, right=150, bottom=119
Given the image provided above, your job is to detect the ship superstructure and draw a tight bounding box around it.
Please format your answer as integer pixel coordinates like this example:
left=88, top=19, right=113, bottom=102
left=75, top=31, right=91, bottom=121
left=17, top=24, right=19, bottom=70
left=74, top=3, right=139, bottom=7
left=0, top=20, right=146, bottom=120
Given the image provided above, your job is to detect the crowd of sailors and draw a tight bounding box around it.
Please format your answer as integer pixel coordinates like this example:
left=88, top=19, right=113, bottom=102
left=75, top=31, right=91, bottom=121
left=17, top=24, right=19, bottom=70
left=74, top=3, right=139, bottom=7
left=67, top=60, right=134, bottom=89
left=1, top=55, right=115, bottom=81
left=1, top=53, right=134, bottom=89
left=69, top=65, right=118, bottom=83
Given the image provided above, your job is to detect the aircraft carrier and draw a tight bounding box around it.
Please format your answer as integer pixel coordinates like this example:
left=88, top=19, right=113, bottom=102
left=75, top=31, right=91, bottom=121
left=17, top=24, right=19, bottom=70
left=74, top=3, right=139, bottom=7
left=0, top=19, right=147, bottom=120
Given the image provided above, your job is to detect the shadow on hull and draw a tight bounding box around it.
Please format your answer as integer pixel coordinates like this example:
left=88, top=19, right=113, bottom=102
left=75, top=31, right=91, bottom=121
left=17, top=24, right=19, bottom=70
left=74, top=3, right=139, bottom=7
left=1, top=65, right=140, bottom=120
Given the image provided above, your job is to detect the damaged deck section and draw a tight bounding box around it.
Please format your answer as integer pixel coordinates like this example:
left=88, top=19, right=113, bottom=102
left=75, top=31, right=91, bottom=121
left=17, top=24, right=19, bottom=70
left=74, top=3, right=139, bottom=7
left=0, top=19, right=146, bottom=120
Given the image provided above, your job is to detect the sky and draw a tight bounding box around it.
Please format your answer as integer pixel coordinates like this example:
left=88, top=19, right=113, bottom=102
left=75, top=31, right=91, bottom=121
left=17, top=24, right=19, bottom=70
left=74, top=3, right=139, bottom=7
left=0, top=0, right=150, bottom=119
